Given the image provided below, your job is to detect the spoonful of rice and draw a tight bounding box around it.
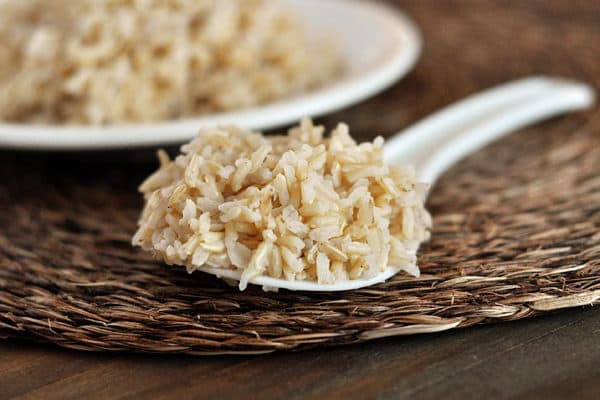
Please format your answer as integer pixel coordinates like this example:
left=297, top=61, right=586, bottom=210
left=133, top=76, right=594, bottom=291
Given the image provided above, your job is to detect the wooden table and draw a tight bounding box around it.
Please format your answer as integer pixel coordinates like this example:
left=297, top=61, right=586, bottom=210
left=2, top=309, right=600, bottom=399
left=2, top=1, right=600, bottom=399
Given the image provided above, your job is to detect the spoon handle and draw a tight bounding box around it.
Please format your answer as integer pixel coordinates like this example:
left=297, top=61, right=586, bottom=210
left=383, top=76, right=595, bottom=185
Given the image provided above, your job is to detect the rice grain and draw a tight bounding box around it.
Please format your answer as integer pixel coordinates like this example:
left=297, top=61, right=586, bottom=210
left=133, top=119, right=431, bottom=290
left=0, top=0, right=341, bottom=124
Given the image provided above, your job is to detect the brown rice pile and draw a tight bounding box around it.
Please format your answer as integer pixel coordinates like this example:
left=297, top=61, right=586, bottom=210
left=0, top=0, right=341, bottom=124
left=133, top=120, right=431, bottom=290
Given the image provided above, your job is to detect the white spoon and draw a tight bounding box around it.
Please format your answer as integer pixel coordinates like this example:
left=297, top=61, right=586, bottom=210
left=196, top=76, right=595, bottom=291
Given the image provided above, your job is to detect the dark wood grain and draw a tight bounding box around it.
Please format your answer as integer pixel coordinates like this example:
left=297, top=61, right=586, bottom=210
left=1, top=308, right=600, bottom=400
left=2, top=0, right=600, bottom=398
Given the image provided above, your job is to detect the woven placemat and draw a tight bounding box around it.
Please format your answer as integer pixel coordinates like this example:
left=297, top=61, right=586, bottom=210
left=1, top=0, right=600, bottom=354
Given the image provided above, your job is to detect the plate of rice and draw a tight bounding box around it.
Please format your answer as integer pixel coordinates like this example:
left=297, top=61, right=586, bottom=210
left=0, top=0, right=422, bottom=149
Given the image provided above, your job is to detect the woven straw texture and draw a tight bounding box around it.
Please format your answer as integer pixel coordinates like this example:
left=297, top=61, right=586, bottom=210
left=1, top=0, right=599, bottom=354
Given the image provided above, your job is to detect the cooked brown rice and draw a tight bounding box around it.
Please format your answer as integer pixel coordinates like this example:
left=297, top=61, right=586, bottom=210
left=0, top=0, right=341, bottom=124
left=132, top=120, right=431, bottom=290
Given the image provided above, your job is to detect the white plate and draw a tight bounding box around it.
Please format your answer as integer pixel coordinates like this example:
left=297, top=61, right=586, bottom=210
left=0, top=0, right=421, bottom=150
